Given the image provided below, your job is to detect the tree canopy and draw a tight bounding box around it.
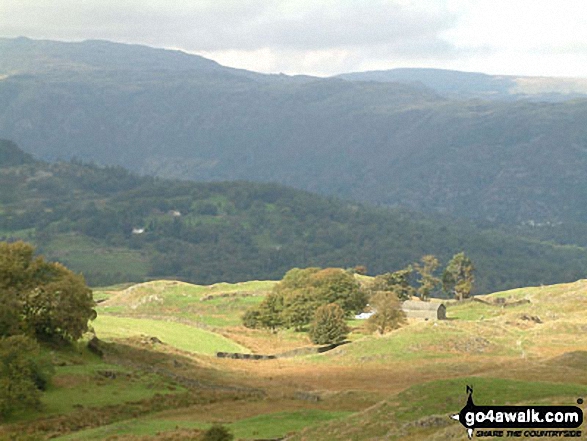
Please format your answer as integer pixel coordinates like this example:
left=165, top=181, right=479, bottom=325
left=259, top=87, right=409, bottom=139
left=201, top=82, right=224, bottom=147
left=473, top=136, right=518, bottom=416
left=366, top=290, right=406, bottom=335
left=370, top=267, right=415, bottom=301
left=414, top=255, right=441, bottom=301
left=309, top=304, right=349, bottom=345
left=0, top=241, right=96, bottom=342
left=243, top=267, right=367, bottom=332
left=2, top=139, right=586, bottom=294
left=442, top=252, right=475, bottom=301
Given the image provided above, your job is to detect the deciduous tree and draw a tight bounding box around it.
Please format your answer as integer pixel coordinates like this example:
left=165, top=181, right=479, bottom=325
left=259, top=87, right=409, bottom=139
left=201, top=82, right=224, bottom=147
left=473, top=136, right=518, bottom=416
left=442, top=252, right=475, bottom=301
left=243, top=267, right=368, bottom=332
left=0, top=241, right=96, bottom=342
left=414, top=255, right=441, bottom=301
left=255, top=293, right=285, bottom=332
left=281, top=289, right=319, bottom=331
left=372, top=266, right=415, bottom=301
left=366, top=290, right=406, bottom=335
left=309, top=303, right=349, bottom=345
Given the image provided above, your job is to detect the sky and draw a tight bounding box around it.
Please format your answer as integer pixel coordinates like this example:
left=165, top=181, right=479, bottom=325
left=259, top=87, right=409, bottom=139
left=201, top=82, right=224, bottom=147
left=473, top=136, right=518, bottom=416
left=1, top=0, right=587, bottom=78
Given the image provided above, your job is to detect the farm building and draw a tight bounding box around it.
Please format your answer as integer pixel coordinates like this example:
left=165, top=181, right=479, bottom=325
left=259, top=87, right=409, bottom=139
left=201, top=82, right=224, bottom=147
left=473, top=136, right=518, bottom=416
left=401, top=301, right=446, bottom=320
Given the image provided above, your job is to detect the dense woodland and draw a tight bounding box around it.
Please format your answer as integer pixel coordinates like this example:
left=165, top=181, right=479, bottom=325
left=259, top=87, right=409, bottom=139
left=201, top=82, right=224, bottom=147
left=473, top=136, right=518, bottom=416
left=1, top=140, right=586, bottom=292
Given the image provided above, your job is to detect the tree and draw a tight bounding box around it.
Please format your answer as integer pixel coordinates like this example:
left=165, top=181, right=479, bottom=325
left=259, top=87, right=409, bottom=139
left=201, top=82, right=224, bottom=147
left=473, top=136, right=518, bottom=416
left=0, top=241, right=96, bottom=342
left=274, top=267, right=321, bottom=292
left=281, top=289, right=320, bottom=331
left=414, top=255, right=441, bottom=301
left=309, top=268, right=367, bottom=314
left=442, top=252, right=475, bottom=301
left=366, top=290, right=406, bottom=335
left=241, top=309, right=261, bottom=329
left=254, top=293, right=285, bottom=332
left=0, top=335, right=54, bottom=418
left=0, top=289, right=20, bottom=338
left=243, top=267, right=368, bottom=332
left=372, top=266, right=415, bottom=301
left=308, top=303, right=349, bottom=345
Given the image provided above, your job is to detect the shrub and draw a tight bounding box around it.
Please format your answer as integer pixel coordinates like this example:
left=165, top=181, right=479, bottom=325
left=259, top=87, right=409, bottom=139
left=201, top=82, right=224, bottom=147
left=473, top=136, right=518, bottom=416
left=201, top=424, right=234, bottom=441
left=241, top=309, right=261, bottom=329
left=0, top=335, right=54, bottom=418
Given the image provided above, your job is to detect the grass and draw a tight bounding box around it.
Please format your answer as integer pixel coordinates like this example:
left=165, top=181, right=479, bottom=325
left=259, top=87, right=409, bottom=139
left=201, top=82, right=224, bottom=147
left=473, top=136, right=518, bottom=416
left=54, top=418, right=207, bottom=440
left=394, top=377, right=587, bottom=422
left=44, top=364, right=181, bottom=415
left=313, top=319, right=506, bottom=364
left=228, top=410, right=352, bottom=439
left=97, top=279, right=275, bottom=327
left=54, top=409, right=350, bottom=440
left=2, top=346, right=186, bottom=428
left=10, top=278, right=587, bottom=441
left=92, top=315, right=250, bottom=354
left=290, top=377, right=587, bottom=441
left=447, top=301, right=505, bottom=321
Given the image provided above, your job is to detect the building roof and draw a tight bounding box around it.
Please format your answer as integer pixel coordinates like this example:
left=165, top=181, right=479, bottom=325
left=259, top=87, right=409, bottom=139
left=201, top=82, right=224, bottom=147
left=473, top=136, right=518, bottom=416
left=401, top=300, right=445, bottom=311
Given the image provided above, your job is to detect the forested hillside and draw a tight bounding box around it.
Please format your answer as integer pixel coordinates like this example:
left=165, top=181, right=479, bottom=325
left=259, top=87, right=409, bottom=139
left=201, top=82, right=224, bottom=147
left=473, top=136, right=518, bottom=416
left=2, top=38, right=587, bottom=227
left=1, top=140, right=586, bottom=292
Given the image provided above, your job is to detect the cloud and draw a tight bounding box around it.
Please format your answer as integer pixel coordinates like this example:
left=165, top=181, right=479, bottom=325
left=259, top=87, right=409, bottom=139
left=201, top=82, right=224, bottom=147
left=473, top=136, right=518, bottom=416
left=2, top=0, right=586, bottom=77
left=438, top=0, right=587, bottom=77
left=0, top=0, right=460, bottom=70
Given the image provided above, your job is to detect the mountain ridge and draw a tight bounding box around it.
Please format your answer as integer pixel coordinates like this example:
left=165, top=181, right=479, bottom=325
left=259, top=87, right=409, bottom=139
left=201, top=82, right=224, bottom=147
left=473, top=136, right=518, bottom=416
left=337, top=67, right=587, bottom=101
left=2, top=38, right=587, bottom=227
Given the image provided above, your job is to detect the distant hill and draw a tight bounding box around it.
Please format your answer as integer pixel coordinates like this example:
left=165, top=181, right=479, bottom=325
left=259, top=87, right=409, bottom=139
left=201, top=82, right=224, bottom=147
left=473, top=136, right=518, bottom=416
left=2, top=38, right=587, bottom=227
left=1, top=139, right=586, bottom=292
left=337, top=68, right=587, bottom=101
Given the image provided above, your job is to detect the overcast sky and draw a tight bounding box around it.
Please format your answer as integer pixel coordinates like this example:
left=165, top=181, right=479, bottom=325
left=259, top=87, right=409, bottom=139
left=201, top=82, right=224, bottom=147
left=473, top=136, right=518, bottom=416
left=2, top=0, right=587, bottom=77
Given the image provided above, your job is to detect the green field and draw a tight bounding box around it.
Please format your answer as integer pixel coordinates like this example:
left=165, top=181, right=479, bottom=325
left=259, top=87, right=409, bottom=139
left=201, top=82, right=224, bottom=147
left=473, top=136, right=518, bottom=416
left=44, top=364, right=182, bottom=415
left=92, top=315, right=250, bottom=354
left=291, top=378, right=587, bottom=441
left=55, top=409, right=351, bottom=440
left=95, top=279, right=275, bottom=327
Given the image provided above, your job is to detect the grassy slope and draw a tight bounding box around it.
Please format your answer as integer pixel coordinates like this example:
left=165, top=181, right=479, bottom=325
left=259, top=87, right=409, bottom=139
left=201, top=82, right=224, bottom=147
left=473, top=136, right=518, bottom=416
left=5, top=278, right=587, bottom=440
left=95, top=279, right=275, bottom=326
left=291, top=280, right=587, bottom=440
left=55, top=410, right=351, bottom=441
left=0, top=344, right=189, bottom=439
left=93, top=279, right=313, bottom=355
left=92, top=316, right=249, bottom=355
left=291, top=378, right=587, bottom=441
left=90, top=278, right=587, bottom=440
left=93, top=280, right=275, bottom=355
left=45, top=362, right=181, bottom=415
